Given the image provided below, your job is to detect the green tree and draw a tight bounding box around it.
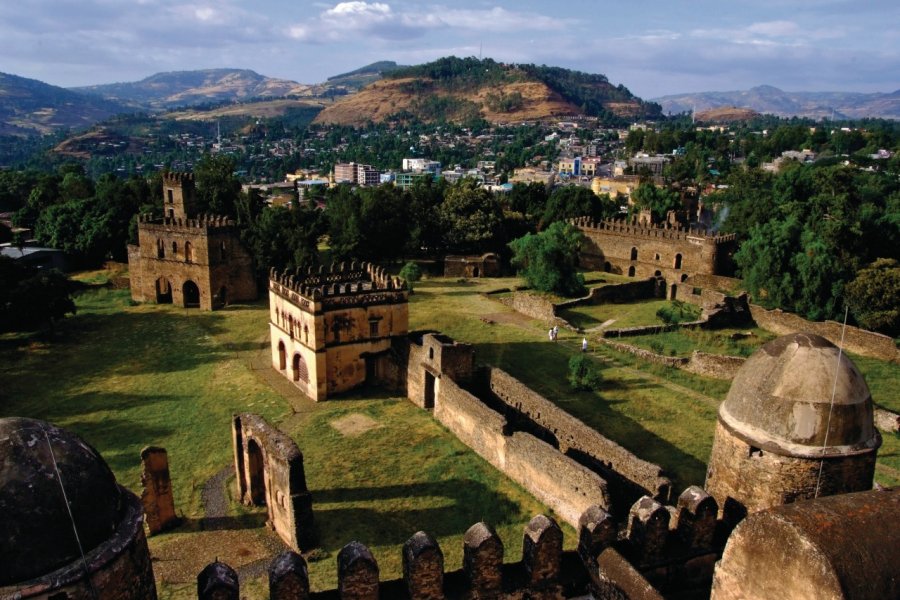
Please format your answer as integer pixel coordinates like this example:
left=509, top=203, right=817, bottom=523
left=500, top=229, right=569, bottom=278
left=631, top=183, right=681, bottom=222
left=542, top=185, right=615, bottom=227
left=439, top=179, right=505, bottom=254
left=194, top=154, right=242, bottom=217
left=845, top=258, right=900, bottom=335
left=508, top=221, right=585, bottom=296
left=567, top=354, right=603, bottom=391
left=0, top=256, right=75, bottom=333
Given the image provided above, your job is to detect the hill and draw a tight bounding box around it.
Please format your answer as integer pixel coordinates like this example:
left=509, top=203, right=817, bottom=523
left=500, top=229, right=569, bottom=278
left=0, top=72, right=132, bottom=135
left=73, top=68, right=314, bottom=110
left=693, top=106, right=761, bottom=123
left=324, top=60, right=405, bottom=91
left=314, top=57, right=661, bottom=126
left=654, top=85, right=900, bottom=120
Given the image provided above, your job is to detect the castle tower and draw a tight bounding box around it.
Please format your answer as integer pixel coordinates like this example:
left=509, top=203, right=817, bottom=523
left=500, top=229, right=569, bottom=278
left=162, top=172, right=197, bottom=220
left=705, top=333, right=880, bottom=521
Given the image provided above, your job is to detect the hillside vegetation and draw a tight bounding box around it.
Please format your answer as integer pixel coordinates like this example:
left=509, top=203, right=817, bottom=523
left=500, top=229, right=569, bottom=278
left=315, top=57, right=661, bottom=126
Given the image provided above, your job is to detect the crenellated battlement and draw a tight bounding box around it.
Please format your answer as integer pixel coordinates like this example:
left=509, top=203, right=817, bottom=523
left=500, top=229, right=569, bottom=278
left=137, top=213, right=235, bottom=230
left=197, top=488, right=725, bottom=600
left=571, top=216, right=737, bottom=244
left=162, top=171, right=195, bottom=187
left=269, top=262, right=407, bottom=303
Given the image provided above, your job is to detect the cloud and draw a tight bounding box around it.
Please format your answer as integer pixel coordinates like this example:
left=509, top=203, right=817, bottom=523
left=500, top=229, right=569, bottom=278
left=287, top=2, right=567, bottom=43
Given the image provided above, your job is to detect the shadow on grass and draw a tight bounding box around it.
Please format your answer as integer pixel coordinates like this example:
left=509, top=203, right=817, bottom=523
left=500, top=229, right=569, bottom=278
left=313, top=479, right=523, bottom=547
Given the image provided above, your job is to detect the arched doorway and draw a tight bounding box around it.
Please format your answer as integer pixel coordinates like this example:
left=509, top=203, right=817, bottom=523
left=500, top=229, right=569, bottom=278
left=670, top=284, right=678, bottom=300
left=628, top=266, right=636, bottom=277
left=292, top=353, right=308, bottom=383
left=246, top=439, right=266, bottom=505
left=278, top=341, right=287, bottom=371
left=603, top=261, right=611, bottom=273
left=472, top=266, right=480, bottom=278
left=182, top=280, right=200, bottom=308
left=155, top=278, right=172, bottom=303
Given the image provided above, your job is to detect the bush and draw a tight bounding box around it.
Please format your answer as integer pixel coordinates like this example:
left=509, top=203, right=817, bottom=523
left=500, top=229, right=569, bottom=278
left=568, top=354, right=603, bottom=391
left=399, top=261, right=423, bottom=286
left=656, top=300, right=700, bottom=324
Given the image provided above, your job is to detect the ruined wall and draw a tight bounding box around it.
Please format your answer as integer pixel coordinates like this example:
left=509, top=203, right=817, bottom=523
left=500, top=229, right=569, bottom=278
left=140, top=446, right=177, bottom=535
left=406, top=333, right=475, bottom=410
left=485, top=369, right=671, bottom=504
left=705, top=420, right=877, bottom=518
left=497, top=291, right=560, bottom=324
left=432, top=376, right=610, bottom=526
left=682, top=352, right=745, bottom=380
left=444, top=254, right=502, bottom=278
left=555, top=279, right=662, bottom=311
left=749, top=304, right=899, bottom=362
left=232, top=414, right=315, bottom=551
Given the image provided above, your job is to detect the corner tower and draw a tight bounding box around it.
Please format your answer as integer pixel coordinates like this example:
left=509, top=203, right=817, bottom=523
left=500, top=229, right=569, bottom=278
left=161, top=171, right=197, bottom=220
left=705, top=333, right=880, bottom=521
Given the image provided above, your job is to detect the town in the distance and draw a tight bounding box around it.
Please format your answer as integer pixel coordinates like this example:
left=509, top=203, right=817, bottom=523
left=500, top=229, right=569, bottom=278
left=0, top=56, right=898, bottom=600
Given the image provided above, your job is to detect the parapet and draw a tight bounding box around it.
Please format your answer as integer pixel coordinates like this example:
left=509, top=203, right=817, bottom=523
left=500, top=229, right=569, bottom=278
left=137, top=213, right=236, bottom=230
left=269, top=262, right=408, bottom=304
left=571, top=216, right=737, bottom=244
left=163, top=171, right=195, bottom=188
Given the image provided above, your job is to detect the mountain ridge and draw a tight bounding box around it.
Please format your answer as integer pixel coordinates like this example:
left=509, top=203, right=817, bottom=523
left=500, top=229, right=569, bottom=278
left=654, top=85, right=900, bottom=120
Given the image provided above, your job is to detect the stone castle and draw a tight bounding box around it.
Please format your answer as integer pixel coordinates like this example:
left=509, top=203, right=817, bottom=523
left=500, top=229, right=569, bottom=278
left=3, top=255, right=897, bottom=598
left=127, top=172, right=257, bottom=310
left=573, top=216, right=737, bottom=300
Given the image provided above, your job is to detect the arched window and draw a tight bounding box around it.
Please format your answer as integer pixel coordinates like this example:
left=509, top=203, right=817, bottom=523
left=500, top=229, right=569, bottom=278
left=674, top=253, right=683, bottom=269
left=184, top=241, right=193, bottom=263
left=172, top=241, right=177, bottom=255
left=167, top=189, right=174, bottom=204
left=277, top=341, right=287, bottom=371
left=630, top=247, right=638, bottom=261
left=157, top=239, right=165, bottom=258
left=304, top=325, right=309, bottom=344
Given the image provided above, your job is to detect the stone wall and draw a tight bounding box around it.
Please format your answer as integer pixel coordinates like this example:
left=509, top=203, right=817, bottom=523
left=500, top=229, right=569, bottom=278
left=497, top=291, right=561, bottom=324
left=444, top=254, right=502, bottom=278
left=556, top=279, right=662, bottom=312
left=433, top=376, right=609, bottom=525
left=682, top=352, right=746, bottom=380
left=231, top=414, right=316, bottom=551
left=749, top=304, right=900, bottom=362
left=140, top=446, right=177, bottom=535
left=484, top=368, right=672, bottom=506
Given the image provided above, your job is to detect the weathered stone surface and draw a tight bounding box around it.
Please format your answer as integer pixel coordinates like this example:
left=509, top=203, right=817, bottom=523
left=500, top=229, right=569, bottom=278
left=140, top=446, right=177, bottom=535
left=675, top=486, right=717, bottom=549
left=269, top=550, right=309, bottom=600
left=711, top=489, right=900, bottom=600
left=578, top=505, right=617, bottom=566
left=338, top=541, right=379, bottom=600
left=626, top=497, right=669, bottom=563
left=444, top=253, right=501, bottom=278
left=706, top=333, right=880, bottom=517
left=197, top=561, right=239, bottom=600
left=403, top=531, right=444, bottom=600
left=522, top=515, right=563, bottom=587
left=232, top=414, right=316, bottom=552
left=593, top=548, right=665, bottom=600
left=463, top=522, right=503, bottom=599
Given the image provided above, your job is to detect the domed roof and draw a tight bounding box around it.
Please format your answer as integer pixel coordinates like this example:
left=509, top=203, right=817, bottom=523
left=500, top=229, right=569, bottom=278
left=0, top=417, right=123, bottom=585
left=719, top=333, right=880, bottom=457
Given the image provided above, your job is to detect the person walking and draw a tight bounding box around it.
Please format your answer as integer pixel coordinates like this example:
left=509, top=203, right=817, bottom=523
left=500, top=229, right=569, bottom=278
left=581, top=337, right=588, bottom=352
left=552, top=325, right=559, bottom=340
left=549, top=328, right=554, bottom=342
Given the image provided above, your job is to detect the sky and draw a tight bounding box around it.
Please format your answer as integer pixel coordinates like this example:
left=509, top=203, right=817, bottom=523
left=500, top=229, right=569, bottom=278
left=1, top=0, right=898, bottom=99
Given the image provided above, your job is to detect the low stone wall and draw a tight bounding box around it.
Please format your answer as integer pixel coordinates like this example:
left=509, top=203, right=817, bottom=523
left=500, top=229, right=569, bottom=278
left=486, top=368, right=671, bottom=504
left=749, top=304, right=899, bottom=363
left=602, top=320, right=706, bottom=339
left=600, top=341, right=745, bottom=382
left=556, top=278, right=661, bottom=311
left=433, top=376, right=610, bottom=526
left=682, top=352, right=746, bottom=380
left=497, top=291, right=559, bottom=323
left=874, top=408, right=900, bottom=433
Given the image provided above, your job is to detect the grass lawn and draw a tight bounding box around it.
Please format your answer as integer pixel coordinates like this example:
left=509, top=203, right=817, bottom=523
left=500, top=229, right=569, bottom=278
left=558, top=298, right=676, bottom=330
left=617, top=327, right=777, bottom=358
left=0, top=279, right=576, bottom=598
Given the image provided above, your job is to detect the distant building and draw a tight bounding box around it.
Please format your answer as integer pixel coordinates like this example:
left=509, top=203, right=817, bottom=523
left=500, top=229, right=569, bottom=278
left=395, top=172, right=435, bottom=189
left=402, top=158, right=441, bottom=175
left=628, top=154, right=670, bottom=176
left=332, top=162, right=383, bottom=186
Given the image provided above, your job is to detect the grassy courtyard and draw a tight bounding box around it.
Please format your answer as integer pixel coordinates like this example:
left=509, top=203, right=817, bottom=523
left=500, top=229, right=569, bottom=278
left=1, top=271, right=898, bottom=598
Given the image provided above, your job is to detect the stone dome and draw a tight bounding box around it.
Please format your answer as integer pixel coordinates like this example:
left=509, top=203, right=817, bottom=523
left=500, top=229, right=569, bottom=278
left=718, top=333, right=880, bottom=457
left=0, top=417, right=123, bottom=585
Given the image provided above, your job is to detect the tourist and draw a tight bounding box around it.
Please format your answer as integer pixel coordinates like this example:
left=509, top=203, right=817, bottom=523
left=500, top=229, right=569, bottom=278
left=581, top=337, right=588, bottom=352
left=548, top=328, right=554, bottom=341
left=553, top=325, right=559, bottom=340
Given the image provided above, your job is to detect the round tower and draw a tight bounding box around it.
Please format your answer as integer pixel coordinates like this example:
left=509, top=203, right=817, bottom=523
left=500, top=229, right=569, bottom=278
left=0, top=417, right=157, bottom=599
left=705, top=333, right=880, bottom=521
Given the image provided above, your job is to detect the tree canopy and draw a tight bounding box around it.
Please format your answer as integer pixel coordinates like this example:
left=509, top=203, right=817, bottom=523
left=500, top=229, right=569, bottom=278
left=509, top=221, right=585, bottom=297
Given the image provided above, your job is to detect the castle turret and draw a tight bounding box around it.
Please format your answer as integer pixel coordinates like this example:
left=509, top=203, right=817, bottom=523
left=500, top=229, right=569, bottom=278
left=705, top=333, right=880, bottom=522
left=162, top=171, right=197, bottom=220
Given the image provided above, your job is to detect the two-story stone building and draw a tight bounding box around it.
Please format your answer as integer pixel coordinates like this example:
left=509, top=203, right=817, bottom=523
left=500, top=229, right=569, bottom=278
left=268, top=263, right=409, bottom=401
left=127, top=172, right=257, bottom=310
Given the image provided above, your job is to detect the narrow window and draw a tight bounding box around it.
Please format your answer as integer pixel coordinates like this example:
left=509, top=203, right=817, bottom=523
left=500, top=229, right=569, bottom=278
left=630, top=247, right=638, bottom=260
left=157, top=238, right=165, bottom=258
left=172, top=241, right=177, bottom=255
left=184, top=241, right=193, bottom=263
left=674, top=253, right=683, bottom=269
left=369, top=320, right=379, bottom=337
left=167, top=189, right=174, bottom=204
